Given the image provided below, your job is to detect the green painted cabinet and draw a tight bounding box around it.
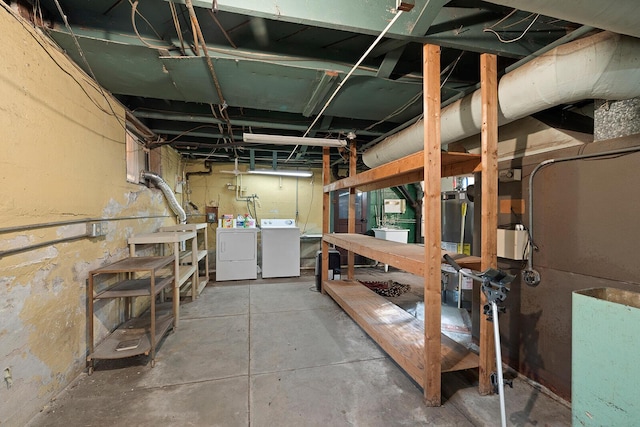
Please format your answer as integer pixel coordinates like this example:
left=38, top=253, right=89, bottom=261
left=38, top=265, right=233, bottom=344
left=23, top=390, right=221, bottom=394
left=572, top=288, right=640, bottom=426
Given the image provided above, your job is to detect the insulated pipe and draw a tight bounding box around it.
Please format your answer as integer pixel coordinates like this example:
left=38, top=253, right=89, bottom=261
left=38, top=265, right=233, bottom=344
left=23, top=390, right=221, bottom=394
left=141, top=171, right=187, bottom=224
left=363, top=31, right=640, bottom=168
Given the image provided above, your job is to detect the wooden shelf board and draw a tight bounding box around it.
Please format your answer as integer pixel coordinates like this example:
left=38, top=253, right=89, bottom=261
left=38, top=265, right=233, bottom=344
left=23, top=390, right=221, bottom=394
left=178, top=276, right=207, bottom=297
left=90, top=256, right=173, bottom=274
left=323, top=151, right=481, bottom=193
left=95, top=277, right=173, bottom=299
left=177, top=265, right=197, bottom=287
left=178, top=249, right=207, bottom=263
left=160, top=223, right=207, bottom=232
left=197, top=276, right=209, bottom=290
left=323, top=280, right=479, bottom=387
left=89, top=304, right=173, bottom=360
left=323, top=234, right=481, bottom=275
left=128, top=231, right=196, bottom=245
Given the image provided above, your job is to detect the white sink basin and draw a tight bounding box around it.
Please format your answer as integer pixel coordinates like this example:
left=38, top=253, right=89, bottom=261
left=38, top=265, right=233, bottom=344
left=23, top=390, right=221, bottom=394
left=372, top=228, right=409, bottom=244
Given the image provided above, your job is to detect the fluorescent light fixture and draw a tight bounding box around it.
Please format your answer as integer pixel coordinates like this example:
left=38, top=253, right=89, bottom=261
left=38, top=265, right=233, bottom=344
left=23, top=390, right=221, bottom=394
left=248, top=169, right=313, bottom=178
left=243, top=133, right=347, bottom=147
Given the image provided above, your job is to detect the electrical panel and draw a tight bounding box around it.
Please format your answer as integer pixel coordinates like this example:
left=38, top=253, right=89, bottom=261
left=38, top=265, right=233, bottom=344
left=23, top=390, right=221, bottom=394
left=205, top=206, right=218, bottom=223
left=384, top=199, right=406, bottom=214
left=497, top=229, right=529, bottom=260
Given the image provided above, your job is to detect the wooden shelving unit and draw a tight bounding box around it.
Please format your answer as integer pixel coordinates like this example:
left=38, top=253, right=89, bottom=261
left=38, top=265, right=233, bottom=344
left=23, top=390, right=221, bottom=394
left=87, top=256, right=175, bottom=374
left=160, top=223, right=210, bottom=298
left=321, top=150, right=483, bottom=400
left=128, top=231, right=198, bottom=327
left=320, top=46, right=499, bottom=405
left=323, top=234, right=481, bottom=277
left=323, top=280, right=479, bottom=387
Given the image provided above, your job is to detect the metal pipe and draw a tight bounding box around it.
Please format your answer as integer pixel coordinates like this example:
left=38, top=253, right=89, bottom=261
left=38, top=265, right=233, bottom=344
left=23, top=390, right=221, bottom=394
left=524, top=144, right=640, bottom=285
left=142, top=171, right=187, bottom=223
left=0, top=215, right=170, bottom=234
left=0, top=234, right=88, bottom=259
left=492, top=301, right=507, bottom=427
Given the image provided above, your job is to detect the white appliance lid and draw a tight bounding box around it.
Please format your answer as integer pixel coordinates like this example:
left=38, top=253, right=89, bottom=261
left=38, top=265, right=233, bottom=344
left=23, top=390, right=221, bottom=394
left=261, top=219, right=297, bottom=228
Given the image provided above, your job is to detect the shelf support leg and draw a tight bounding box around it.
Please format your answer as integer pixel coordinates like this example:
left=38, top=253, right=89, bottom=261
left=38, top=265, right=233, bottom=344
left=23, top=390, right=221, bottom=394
left=479, top=52, right=499, bottom=395
left=347, top=140, right=357, bottom=279
left=321, top=147, right=331, bottom=293
left=173, top=241, right=180, bottom=328
left=191, top=235, right=198, bottom=300
left=423, top=43, right=442, bottom=406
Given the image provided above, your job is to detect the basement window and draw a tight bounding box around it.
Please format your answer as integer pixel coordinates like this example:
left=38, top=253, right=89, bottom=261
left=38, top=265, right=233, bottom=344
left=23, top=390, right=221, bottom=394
left=126, top=130, right=149, bottom=184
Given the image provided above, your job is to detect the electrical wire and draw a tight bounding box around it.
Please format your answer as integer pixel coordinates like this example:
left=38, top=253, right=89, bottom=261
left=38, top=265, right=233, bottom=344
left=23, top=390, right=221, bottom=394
left=285, top=10, right=405, bottom=162
left=0, top=1, right=130, bottom=141
left=130, top=1, right=171, bottom=49
left=301, top=174, right=315, bottom=235
left=50, top=0, right=129, bottom=130
left=363, top=91, right=422, bottom=132
left=440, top=51, right=464, bottom=88
left=484, top=13, right=540, bottom=44
left=362, top=50, right=463, bottom=133
left=169, top=1, right=186, bottom=55
left=487, top=8, right=518, bottom=30
left=184, top=0, right=234, bottom=141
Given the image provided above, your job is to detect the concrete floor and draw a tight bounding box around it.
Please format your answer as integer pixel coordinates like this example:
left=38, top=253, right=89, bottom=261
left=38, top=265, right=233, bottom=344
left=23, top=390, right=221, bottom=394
left=27, top=268, right=571, bottom=426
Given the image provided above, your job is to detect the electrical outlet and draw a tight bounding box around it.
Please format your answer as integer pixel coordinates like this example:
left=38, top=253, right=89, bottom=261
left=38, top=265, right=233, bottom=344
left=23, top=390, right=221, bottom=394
left=498, top=168, right=522, bottom=182
left=87, top=221, right=108, bottom=237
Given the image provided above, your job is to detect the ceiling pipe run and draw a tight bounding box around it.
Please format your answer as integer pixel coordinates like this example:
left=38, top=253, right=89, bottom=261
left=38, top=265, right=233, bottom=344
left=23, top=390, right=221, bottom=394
left=363, top=31, right=640, bottom=168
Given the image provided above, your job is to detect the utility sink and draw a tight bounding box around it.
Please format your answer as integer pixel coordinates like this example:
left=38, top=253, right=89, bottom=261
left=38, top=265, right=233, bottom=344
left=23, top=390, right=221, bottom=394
left=372, top=228, right=409, bottom=272
left=372, top=228, right=409, bottom=244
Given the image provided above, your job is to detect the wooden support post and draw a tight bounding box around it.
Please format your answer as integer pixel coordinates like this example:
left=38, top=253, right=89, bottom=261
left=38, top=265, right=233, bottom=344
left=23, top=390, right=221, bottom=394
left=479, top=53, right=498, bottom=395
left=321, top=147, right=331, bottom=294
left=423, top=43, right=442, bottom=406
left=348, top=141, right=357, bottom=279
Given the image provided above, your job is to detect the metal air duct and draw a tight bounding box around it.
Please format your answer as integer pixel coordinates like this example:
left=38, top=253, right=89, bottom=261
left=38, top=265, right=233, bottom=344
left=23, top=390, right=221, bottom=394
left=141, top=171, right=187, bottom=224
left=363, top=31, right=640, bottom=168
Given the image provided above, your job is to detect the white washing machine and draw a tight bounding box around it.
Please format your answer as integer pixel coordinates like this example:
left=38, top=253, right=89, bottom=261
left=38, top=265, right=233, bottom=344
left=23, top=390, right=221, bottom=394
left=260, top=219, right=300, bottom=278
left=216, top=227, right=258, bottom=281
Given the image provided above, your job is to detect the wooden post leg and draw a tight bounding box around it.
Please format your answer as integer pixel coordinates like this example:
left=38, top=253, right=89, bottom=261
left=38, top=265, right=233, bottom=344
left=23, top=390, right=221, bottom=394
left=479, top=52, right=499, bottom=395
left=348, top=141, right=357, bottom=279
left=423, top=43, right=442, bottom=406
left=321, top=146, right=331, bottom=293
left=191, top=235, right=198, bottom=300
left=173, top=241, right=180, bottom=328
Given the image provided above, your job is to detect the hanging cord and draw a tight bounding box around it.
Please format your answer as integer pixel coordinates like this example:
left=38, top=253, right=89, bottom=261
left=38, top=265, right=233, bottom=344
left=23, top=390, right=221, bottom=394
left=130, top=1, right=169, bottom=49
left=285, top=10, right=405, bottom=162
left=169, top=1, right=186, bottom=55
left=208, top=9, right=237, bottom=49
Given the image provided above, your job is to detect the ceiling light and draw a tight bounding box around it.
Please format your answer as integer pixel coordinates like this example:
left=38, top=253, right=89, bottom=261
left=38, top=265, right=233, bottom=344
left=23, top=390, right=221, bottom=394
left=243, top=133, right=346, bottom=147
left=248, top=169, right=313, bottom=178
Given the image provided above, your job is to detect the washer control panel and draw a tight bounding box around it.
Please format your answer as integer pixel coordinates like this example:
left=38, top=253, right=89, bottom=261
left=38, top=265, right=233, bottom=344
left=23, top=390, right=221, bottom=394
left=260, top=219, right=296, bottom=228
